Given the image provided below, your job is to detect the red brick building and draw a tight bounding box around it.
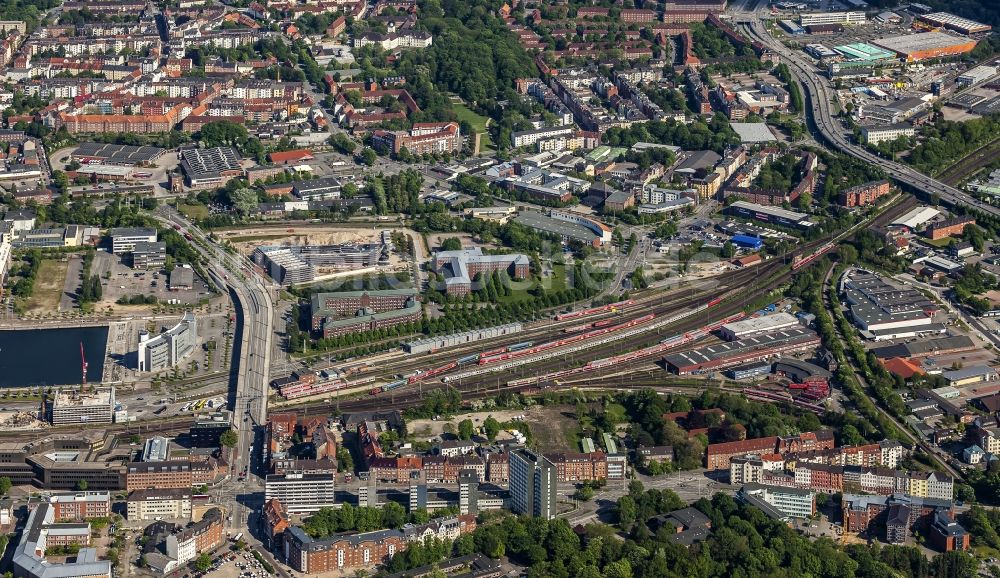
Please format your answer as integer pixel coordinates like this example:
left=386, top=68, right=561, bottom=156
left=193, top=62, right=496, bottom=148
left=930, top=510, right=971, bottom=552
left=268, top=413, right=298, bottom=442
left=262, top=498, right=290, bottom=548
left=707, top=431, right=834, bottom=470
left=371, top=122, right=461, bottom=155
left=926, top=217, right=975, bottom=240
left=422, top=455, right=446, bottom=482
left=840, top=180, right=891, bottom=207
left=125, top=461, right=193, bottom=491
left=549, top=452, right=608, bottom=482
left=621, top=8, right=657, bottom=22
left=284, top=528, right=407, bottom=573
left=368, top=456, right=423, bottom=483
left=487, top=452, right=509, bottom=483
left=49, top=492, right=111, bottom=521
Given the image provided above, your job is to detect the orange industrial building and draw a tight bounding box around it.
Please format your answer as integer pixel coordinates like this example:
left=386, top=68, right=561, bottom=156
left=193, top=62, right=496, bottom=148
left=873, top=32, right=977, bottom=61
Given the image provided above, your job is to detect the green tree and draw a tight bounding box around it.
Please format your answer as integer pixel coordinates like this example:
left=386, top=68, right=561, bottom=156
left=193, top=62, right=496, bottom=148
left=616, top=495, right=636, bottom=529
left=360, top=147, right=377, bottom=166
left=76, top=479, right=88, bottom=491
left=195, top=553, right=212, bottom=572
left=483, top=416, right=501, bottom=441
left=458, top=419, right=474, bottom=440
left=329, top=132, right=357, bottom=155
left=440, top=237, right=462, bottom=251
left=0, top=477, right=11, bottom=495
left=380, top=501, right=406, bottom=529
left=219, top=429, right=238, bottom=448
left=229, top=188, right=259, bottom=217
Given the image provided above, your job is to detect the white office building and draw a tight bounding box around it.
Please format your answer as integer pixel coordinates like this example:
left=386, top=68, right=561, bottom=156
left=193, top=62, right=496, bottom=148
left=138, top=312, right=198, bottom=372
left=110, top=227, right=157, bottom=254
left=739, top=483, right=815, bottom=519
left=861, top=124, right=917, bottom=145
left=799, top=12, right=867, bottom=26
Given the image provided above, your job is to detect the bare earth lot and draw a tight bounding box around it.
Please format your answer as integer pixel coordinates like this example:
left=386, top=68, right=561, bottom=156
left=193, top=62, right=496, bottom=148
left=25, top=259, right=70, bottom=315
left=407, top=405, right=579, bottom=454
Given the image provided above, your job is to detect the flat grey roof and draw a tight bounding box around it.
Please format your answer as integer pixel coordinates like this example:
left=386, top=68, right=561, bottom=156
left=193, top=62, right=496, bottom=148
left=514, top=211, right=599, bottom=243
left=873, top=31, right=971, bottom=56
left=730, top=122, right=777, bottom=143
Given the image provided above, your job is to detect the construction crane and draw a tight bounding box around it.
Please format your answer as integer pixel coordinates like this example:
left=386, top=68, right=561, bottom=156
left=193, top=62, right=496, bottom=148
left=80, top=342, right=88, bottom=387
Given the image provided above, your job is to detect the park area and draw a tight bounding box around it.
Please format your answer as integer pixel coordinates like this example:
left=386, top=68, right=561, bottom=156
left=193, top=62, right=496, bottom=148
left=451, top=100, right=493, bottom=151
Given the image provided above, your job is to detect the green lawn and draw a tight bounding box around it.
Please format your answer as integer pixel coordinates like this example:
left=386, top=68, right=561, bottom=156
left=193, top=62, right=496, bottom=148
left=921, top=237, right=955, bottom=248
left=177, top=202, right=209, bottom=220
left=451, top=102, right=494, bottom=152
left=227, top=234, right=290, bottom=243
left=497, top=264, right=568, bottom=303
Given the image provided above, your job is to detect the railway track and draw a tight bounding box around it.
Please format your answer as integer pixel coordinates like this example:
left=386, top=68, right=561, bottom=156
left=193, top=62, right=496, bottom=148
left=281, top=259, right=796, bottom=396
left=286, top=257, right=802, bottom=414
left=937, top=137, right=1000, bottom=187
left=285, top=195, right=901, bottom=415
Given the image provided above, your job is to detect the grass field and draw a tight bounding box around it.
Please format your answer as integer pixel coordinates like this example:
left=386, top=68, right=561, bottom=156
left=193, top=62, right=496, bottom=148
left=451, top=103, right=493, bottom=151
left=226, top=234, right=289, bottom=243
left=24, top=259, right=69, bottom=314
left=921, top=237, right=955, bottom=248
left=177, top=202, right=209, bottom=220
left=498, top=264, right=568, bottom=303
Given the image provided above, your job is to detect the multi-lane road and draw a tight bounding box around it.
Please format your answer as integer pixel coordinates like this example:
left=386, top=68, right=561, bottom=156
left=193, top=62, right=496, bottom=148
left=155, top=207, right=275, bottom=533
left=740, top=16, right=1000, bottom=219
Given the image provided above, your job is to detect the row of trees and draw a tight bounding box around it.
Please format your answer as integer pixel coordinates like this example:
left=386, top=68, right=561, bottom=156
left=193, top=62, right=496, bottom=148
left=603, top=114, right=741, bottom=154
left=8, top=250, right=42, bottom=298
left=907, top=114, right=1000, bottom=176
left=385, top=491, right=983, bottom=577
left=303, top=502, right=413, bottom=537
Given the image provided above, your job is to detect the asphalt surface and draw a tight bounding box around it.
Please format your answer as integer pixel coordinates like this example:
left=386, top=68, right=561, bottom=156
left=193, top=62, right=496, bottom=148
left=739, top=16, right=1000, bottom=219
left=155, top=206, right=275, bottom=536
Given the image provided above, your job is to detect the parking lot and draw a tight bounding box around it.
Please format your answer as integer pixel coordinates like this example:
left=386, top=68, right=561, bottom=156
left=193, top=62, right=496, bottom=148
left=194, top=548, right=271, bottom=578
left=94, top=251, right=211, bottom=309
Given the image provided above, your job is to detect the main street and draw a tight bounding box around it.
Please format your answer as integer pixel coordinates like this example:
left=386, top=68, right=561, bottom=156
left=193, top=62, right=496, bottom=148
left=153, top=206, right=275, bottom=534
left=739, top=16, right=1000, bottom=219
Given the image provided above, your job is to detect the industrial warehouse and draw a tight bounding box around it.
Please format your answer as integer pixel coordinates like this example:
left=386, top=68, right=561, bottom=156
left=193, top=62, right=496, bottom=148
left=872, top=32, right=977, bottom=61
left=663, top=327, right=821, bottom=374
left=841, top=271, right=942, bottom=341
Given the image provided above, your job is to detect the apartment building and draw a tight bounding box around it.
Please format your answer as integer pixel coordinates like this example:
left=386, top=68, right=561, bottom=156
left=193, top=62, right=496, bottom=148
left=371, top=122, right=461, bottom=155
left=147, top=508, right=225, bottom=574
left=840, top=180, right=892, bottom=207
left=284, top=528, right=406, bottom=573
left=264, top=472, right=336, bottom=514
left=126, top=489, right=192, bottom=521
left=512, top=125, right=574, bottom=148
left=549, top=452, right=608, bottom=482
